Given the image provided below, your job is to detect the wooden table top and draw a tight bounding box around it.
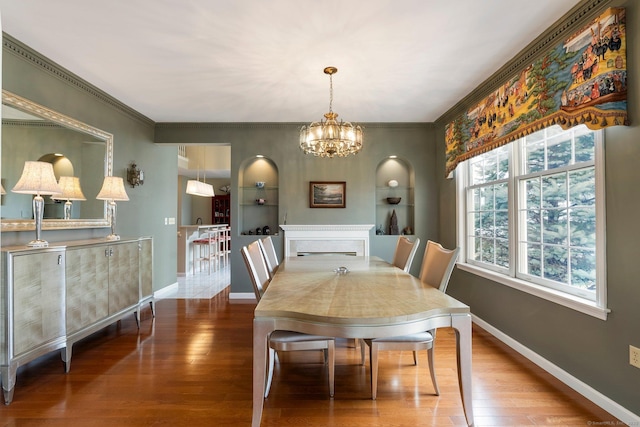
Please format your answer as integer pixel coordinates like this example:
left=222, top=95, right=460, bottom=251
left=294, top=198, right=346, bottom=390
left=255, top=256, right=469, bottom=326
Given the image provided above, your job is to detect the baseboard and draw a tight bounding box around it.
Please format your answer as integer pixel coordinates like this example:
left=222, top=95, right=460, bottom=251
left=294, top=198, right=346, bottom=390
left=229, top=292, right=256, bottom=301
left=154, top=282, right=178, bottom=300
left=472, top=315, right=640, bottom=424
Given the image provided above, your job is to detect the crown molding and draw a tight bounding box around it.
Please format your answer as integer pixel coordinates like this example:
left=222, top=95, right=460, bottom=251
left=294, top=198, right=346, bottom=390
left=436, top=0, right=614, bottom=126
left=2, top=32, right=154, bottom=126
left=155, top=122, right=432, bottom=131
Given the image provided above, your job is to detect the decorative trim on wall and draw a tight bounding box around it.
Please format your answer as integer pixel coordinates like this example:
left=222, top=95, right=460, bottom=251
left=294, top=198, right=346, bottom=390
left=154, top=122, right=433, bottom=130
left=1, top=119, right=64, bottom=129
left=2, top=33, right=154, bottom=126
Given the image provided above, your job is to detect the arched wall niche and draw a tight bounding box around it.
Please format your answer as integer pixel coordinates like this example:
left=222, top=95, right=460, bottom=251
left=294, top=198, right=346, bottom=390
left=238, top=156, right=279, bottom=236
left=375, top=157, right=415, bottom=236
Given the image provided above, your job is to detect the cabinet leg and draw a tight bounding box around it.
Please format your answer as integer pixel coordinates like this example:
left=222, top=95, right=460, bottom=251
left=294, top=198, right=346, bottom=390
left=1, top=364, right=17, bottom=405
left=61, top=346, right=73, bottom=373
left=134, top=311, right=140, bottom=328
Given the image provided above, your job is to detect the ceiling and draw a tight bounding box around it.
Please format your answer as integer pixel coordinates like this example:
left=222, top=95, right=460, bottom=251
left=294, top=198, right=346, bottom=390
left=0, top=0, right=584, bottom=124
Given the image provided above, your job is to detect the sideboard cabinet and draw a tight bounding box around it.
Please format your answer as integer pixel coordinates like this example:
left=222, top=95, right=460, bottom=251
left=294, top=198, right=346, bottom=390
left=0, top=237, right=153, bottom=404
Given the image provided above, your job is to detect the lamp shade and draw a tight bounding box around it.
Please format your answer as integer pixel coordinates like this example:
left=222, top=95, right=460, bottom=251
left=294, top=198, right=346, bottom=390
left=96, top=176, right=129, bottom=201
left=12, top=161, right=62, bottom=196
left=186, top=179, right=215, bottom=197
left=52, top=176, right=86, bottom=201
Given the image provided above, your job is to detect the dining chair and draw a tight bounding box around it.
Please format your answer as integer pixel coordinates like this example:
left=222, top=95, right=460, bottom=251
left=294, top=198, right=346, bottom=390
left=241, top=241, right=335, bottom=398
left=362, top=240, right=459, bottom=400
left=357, top=236, right=421, bottom=358
left=258, top=235, right=279, bottom=279
left=392, top=236, right=421, bottom=272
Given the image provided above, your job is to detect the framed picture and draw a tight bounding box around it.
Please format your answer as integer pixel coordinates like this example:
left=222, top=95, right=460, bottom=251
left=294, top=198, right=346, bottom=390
left=309, top=181, right=346, bottom=208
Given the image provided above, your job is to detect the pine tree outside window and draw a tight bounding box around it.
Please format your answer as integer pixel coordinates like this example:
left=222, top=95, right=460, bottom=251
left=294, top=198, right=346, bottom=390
left=457, top=125, right=608, bottom=319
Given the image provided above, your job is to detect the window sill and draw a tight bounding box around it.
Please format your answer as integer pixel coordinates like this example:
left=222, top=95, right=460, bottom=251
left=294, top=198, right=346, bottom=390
left=456, top=263, right=610, bottom=320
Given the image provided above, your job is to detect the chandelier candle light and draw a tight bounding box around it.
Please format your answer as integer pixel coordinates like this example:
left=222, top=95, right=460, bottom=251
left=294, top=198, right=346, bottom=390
left=300, top=67, right=363, bottom=158
left=11, top=161, right=62, bottom=247
left=96, top=176, right=129, bottom=241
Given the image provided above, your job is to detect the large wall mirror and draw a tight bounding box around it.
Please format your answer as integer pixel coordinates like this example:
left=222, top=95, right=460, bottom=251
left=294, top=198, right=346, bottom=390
left=1, top=90, right=113, bottom=231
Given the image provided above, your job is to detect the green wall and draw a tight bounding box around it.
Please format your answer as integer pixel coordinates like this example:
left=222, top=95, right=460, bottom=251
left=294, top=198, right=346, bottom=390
left=4, top=0, right=636, bottom=418
left=156, top=122, right=436, bottom=294
left=435, top=0, right=640, bottom=417
left=1, top=34, right=178, bottom=294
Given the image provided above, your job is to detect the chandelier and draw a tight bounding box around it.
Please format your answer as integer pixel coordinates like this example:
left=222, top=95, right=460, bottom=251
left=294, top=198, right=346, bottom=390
left=299, top=67, right=363, bottom=158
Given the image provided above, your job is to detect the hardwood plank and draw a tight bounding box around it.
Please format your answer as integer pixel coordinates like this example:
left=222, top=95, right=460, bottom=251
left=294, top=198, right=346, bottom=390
left=0, top=287, right=621, bottom=426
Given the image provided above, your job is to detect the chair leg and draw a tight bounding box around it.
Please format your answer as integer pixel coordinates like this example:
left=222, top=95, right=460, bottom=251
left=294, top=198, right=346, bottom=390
left=370, top=342, right=379, bottom=400
left=265, top=347, right=276, bottom=398
left=413, top=350, right=418, bottom=365
left=360, top=339, right=366, bottom=365
left=328, top=341, right=335, bottom=397
left=427, top=347, right=440, bottom=396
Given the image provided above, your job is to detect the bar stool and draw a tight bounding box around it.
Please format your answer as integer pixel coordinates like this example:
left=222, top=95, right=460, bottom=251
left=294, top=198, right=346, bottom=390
left=217, top=226, right=231, bottom=267
left=192, top=230, right=218, bottom=274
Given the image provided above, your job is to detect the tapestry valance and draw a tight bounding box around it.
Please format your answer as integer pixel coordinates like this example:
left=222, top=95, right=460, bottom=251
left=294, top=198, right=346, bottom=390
left=445, top=8, right=627, bottom=176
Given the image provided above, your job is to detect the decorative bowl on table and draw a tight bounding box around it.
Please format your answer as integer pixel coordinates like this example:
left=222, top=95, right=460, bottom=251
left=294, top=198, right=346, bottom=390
left=386, top=197, right=401, bottom=204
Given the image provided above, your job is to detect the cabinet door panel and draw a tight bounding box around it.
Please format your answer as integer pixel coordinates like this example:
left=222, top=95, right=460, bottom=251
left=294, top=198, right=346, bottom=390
left=12, top=251, right=65, bottom=357
left=66, top=246, right=109, bottom=333
left=109, top=242, right=139, bottom=314
left=140, top=239, right=153, bottom=299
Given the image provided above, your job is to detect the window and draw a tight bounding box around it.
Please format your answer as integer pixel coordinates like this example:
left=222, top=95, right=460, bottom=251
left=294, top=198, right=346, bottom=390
left=457, top=125, right=608, bottom=319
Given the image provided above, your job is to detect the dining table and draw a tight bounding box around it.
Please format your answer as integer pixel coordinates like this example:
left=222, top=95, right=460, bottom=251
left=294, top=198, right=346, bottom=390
left=252, top=255, right=474, bottom=426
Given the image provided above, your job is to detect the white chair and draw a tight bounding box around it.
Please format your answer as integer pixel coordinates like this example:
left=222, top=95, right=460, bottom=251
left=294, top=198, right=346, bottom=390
left=358, top=236, right=421, bottom=361
left=258, top=235, right=279, bottom=279
left=241, top=241, right=335, bottom=398
left=392, top=236, right=421, bottom=273
left=363, top=240, right=459, bottom=400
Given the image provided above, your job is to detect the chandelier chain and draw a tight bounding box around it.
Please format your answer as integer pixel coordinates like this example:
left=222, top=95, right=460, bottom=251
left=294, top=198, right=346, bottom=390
left=328, top=73, right=333, bottom=113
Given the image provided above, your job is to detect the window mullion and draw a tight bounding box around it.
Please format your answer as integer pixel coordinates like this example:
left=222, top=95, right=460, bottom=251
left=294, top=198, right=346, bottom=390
left=510, top=141, right=519, bottom=279
left=456, top=125, right=606, bottom=316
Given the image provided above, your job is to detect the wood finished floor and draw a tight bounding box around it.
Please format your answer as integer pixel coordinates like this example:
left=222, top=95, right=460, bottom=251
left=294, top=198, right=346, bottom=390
left=0, top=287, right=621, bottom=426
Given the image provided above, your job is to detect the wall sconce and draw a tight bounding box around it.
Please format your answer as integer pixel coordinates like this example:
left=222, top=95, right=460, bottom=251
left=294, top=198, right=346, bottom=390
left=127, top=162, right=144, bottom=187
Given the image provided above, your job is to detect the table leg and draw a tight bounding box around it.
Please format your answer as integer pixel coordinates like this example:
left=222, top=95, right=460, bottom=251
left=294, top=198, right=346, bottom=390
left=252, top=319, right=271, bottom=427
left=452, top=313, right=474, bottom=426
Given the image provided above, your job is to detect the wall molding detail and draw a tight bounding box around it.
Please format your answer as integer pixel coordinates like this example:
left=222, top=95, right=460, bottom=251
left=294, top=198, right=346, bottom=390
left=2, top=33, right=154, bottom=126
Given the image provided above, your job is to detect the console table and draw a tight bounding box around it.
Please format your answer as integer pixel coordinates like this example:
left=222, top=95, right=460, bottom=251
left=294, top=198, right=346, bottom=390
left=0, top=237, right=153, bottom=404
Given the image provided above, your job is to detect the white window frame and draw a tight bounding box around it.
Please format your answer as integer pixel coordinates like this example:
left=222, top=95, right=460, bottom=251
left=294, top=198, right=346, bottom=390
left=455, top=126, right=609, bottom=320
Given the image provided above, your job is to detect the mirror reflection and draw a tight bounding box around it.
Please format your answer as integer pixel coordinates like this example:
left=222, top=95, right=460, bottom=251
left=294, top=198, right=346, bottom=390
left=1, top=90, right=113, bottom=231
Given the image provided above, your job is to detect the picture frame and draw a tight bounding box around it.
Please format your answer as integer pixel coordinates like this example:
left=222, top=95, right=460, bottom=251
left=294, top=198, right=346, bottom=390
left=309, top=181, right=346, bottom=208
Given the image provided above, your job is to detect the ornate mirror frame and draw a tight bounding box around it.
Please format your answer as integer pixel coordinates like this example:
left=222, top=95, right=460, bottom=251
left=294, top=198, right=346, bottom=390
left=1, top=89, right=113, bottom=231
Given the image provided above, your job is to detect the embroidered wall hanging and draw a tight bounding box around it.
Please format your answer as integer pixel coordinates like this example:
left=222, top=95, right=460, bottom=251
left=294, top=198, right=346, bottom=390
left=445, top=7, right=627, bottom=176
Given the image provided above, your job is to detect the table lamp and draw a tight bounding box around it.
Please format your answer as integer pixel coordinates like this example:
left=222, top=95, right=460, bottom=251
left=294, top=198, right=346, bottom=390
left=11, top=161, right=62, bottom=247
left=51, top=176, right=86, bottom=220
left=96, top=176, right=129, bottom=241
